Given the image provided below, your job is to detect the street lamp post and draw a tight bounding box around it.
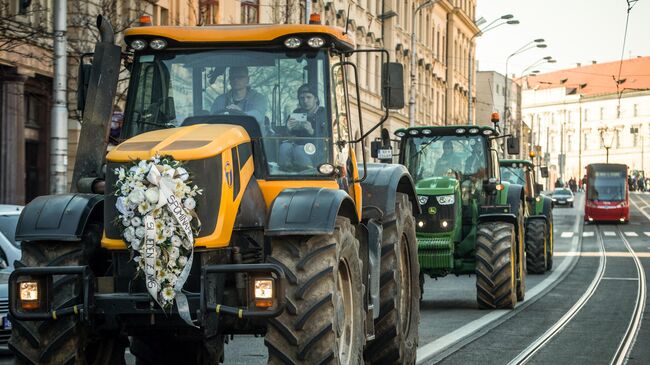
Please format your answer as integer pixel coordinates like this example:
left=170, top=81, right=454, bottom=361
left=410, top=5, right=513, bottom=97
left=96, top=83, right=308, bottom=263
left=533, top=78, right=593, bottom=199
left=409, top=0, right=437, bottom=127
left=599, top=127, right=614, bottom=163
left=467, top=15, right=518, bottom=124
left=502, top=39, right=546, bottom=156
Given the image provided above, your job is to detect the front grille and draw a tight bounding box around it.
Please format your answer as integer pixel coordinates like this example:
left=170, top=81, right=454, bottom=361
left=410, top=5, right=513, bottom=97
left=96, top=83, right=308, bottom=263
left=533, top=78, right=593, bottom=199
left=105, top=156, right=222, bottom=240
left=0, top=299, right=7, bottom=313
left=416, top=197, right=456, bottom=234
left=0, top=299, right=9, bottom=344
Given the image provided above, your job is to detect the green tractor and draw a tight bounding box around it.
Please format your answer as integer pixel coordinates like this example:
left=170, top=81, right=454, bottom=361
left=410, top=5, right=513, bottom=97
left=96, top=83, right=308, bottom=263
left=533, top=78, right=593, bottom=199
left=386, top=125, right=528, bottom=309
left=500, top=158, right=554, bottom=273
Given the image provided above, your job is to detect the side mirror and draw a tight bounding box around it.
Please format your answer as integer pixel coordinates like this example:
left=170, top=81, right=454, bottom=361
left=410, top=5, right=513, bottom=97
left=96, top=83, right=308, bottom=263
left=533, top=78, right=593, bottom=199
left=381, top=62, right=405, bottom=110
left=540, top=166, right=549, bottom=178
left=76, top=56, right=93, bottom=113
left=370, top=140, right=393, bottom=162
left=507, top=137, right=520, bottom=155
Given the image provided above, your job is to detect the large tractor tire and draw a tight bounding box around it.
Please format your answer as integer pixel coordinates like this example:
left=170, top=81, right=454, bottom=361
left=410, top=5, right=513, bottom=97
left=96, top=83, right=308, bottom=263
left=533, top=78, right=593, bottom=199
left=476, top=222, right=517, bottom=310
left=364, top=193, right=420, bottom=365
left=9, top=229, right=127, bottom=365
left=525, top=219, right=548, bottom=274
left=265, top=217, right=365, bottom=365
left=515, top=203, right=526, bottom=302
left=546, top=211, right=554, bottom=271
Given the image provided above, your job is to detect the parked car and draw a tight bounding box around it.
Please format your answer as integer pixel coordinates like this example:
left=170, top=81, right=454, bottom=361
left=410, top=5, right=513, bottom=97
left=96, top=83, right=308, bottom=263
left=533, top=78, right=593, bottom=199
left=0, top=205, right=22, bottom=269
left=0, top=268, right=10, bottom=354
left=552, top=188, right=575, bottom=207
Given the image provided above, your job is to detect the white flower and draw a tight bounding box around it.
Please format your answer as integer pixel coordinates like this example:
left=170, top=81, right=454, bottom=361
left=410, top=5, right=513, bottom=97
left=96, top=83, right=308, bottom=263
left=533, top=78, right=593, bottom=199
left=128, top=188, right=146, bottom=204
left=182, top=239, right=193, bottom=249
left=183, top=197, right=196, bottom=210
left=155, top=259, right=163, bottom=271
left=171, top=235, right=182, bottom=247
left=117, top=167, right=126, bottom=180
left=165, top=272, right=178, bottom=286
left=176, top=167, right=189, bottom=181
left=145, top=187, right=159, bottom=204
left=169, top=246, right=180, bottom=260
left=124, top=226, right=135, bottom=242
left=162, top=286, right=175, bottom=301
left=163, top=226, right=173, bottom=238
left=131, top=216, right=142, bottom=227
left=178, top=255, right=188, bottom=267
left=121, top=216, right=131, bottom=227
left=135, top=226, right=146, bottom=238
left=131, top=238, right=142, bottom=250
left=120, top=183, right=131, bottom=196
left=156, top=269, right=166, bottom=282
left=116, top=197, right=130, bottom=216
left=138, top=201, right=152, bottom=215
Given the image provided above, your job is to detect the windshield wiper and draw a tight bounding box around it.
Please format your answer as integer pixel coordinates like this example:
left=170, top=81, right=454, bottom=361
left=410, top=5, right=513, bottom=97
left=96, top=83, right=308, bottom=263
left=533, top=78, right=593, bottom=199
left=409, top=136, right=442, bottom=162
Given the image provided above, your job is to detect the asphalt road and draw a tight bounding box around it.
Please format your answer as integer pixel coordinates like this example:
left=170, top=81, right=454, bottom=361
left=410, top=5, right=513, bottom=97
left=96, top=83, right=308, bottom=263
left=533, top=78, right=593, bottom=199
left=1, top=192, right=647, bottom=364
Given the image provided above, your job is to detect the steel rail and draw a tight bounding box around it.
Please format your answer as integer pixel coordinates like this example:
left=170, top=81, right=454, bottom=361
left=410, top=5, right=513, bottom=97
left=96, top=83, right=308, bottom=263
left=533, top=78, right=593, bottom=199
left=507, top=225, right=607, bottom=365
left=612, top=197, right=649, bottom=364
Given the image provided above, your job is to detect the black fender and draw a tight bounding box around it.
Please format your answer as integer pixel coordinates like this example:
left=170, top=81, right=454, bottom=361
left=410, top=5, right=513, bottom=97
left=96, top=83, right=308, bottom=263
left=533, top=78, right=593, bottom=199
left=265, top=188, right=358, bottom=236
left=360, top=163, right=420, bottom=221
left=15, top=194, right=104, bottom=242
left=506, top=183, right=525, bottom=219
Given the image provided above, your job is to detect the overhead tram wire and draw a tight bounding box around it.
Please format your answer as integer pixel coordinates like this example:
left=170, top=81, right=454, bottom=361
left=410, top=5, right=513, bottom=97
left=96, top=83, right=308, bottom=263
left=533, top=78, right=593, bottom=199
left=615, top=0, right=640, bottom=116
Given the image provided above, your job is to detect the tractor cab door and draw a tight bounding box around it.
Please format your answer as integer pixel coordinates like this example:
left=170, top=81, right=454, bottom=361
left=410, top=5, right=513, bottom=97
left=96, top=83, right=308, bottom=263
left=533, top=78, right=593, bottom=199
left=331, top=60, right=361, bottom=216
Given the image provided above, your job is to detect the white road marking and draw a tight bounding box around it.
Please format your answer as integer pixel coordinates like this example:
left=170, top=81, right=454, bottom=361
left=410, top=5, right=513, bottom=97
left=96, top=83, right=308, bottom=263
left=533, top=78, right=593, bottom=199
left=624, top=232, right=639, bottom=237
left=583, top=232, right=594, bottom=237
left=561, top=232, right=574, bottom=238
left=604, top=231, right=616, bottom=237
left=602, top=277, right=639, bottom=281
left=644, top=232, right=650, bottom=237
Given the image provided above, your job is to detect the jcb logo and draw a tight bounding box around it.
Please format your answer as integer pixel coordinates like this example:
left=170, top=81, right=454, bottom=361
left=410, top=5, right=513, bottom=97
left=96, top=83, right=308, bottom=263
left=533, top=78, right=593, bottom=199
left=225, top=161, right=233, bottom=188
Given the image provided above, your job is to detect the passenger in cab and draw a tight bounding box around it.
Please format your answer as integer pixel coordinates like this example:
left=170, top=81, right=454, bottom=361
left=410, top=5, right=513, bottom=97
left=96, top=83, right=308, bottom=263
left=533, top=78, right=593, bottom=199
left=279, top=84, right=327, bottom=171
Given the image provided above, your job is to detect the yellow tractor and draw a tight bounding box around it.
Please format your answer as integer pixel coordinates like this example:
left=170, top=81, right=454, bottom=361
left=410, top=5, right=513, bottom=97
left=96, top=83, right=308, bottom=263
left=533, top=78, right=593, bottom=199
left=8, top=16, right=420, bottom=364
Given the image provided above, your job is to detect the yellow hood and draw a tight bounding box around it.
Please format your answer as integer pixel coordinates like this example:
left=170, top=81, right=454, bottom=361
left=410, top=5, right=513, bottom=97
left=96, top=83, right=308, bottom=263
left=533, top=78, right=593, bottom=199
left=107, top=124, right=251, bottom=162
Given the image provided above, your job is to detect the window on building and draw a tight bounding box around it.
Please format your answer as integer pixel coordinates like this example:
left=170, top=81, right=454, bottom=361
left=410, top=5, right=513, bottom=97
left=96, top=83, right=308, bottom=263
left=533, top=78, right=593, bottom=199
left=615, top=130, right=620, bottom=148
left=567, top=134, right=573, bottom=151
left=202, top=1, right=219, bottom=25
left=567, top=111, right=571, bottom=122
left=584, top=134, right=589, bottom=150
left=634, top=104, right=638, bottom=117
left=584, top=109, right=588, bottom=121
left=241, top=0, right=259, bottom=24
left=633, top=130, right=639, bottom=147
left=600, top=107, right=604, bottom=120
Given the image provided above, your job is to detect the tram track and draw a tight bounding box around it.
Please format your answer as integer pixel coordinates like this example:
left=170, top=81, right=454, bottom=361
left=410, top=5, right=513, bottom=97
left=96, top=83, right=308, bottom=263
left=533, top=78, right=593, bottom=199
left=506, top=224, right=607, bottom=365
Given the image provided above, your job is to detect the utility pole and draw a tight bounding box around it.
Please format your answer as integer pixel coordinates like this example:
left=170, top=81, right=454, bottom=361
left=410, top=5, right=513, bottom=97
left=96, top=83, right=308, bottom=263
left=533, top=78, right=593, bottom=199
left=51, top=0, right=68, bottom=194
left=409, top=0, right=436, bottom=127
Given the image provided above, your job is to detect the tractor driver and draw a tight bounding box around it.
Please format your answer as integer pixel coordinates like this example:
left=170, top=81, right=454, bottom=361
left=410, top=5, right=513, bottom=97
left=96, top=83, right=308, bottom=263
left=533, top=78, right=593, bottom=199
left=278, top=84, right=327, bottom=171
left=464, top=140, right=487, bottom=179
left=433, top=140, right=460, bottom=177
left=211, top=66, right=267, bottom=126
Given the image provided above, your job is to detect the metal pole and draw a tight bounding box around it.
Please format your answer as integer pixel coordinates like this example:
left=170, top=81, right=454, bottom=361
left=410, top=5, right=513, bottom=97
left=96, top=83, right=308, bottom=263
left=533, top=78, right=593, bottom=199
left=467, top=52, right=473, bottom=124
left=51, top=0, right=68, bottom=194
left=409, top=0, right=434, bottom=127
left=305, top=0, right=311, bottom=23
left=578, top=94, right=582, bottom=177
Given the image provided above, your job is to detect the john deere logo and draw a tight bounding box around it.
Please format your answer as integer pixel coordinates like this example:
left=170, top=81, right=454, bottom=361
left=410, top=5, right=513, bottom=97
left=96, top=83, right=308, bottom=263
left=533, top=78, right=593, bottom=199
left=225, top=162, right=233, bottom=188
left=428, top=206, right=437, bottom=215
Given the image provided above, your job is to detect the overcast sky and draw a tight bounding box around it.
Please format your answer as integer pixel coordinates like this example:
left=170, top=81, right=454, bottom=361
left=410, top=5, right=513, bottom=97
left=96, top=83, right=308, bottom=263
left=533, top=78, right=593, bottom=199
left=475, top=0, right=650, bottom=76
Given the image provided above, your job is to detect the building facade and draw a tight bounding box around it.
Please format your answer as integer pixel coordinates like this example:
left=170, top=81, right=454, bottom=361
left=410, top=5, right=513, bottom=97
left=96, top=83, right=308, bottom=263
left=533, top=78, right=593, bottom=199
left=0, top=0, right=198, bottom=204
left=522, top=56, right=650, bottom=186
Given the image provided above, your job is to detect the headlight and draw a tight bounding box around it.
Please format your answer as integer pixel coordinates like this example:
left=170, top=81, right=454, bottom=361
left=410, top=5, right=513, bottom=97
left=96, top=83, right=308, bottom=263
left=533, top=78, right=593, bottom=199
left=149, top=38, right=167, bottom=50
left=307, top=36, right=325, bottom=48
left=567, top=198, right=574, bottom=202
left=418, top=195, right=429, bottom=205
left=130, top=39, right=147, bottom=50
left=254, top=279, right=273, bottom=299
left=441, top=220, right=449, bottom=228
left=284, top=37, right=302, bottom=48
left=436, top=195, right=455, bottom=205
left=19, top=280, right=41, bottom=310
left=552, top=198, right=557, bottom=202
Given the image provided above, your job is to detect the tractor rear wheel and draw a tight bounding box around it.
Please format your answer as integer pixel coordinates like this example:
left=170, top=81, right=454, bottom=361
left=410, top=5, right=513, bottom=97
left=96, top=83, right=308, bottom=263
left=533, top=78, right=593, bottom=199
left=265, top=217, right=364, bottom=365
left=515, top=203, right=526, bottom=302
left=525, top=219, right=547, bottom=274
left=546, top=212, right=554, bottom=271
left=476, top=222, right=517, bottom=309
left=364, top=193, right=420, bottom=365
left=9, top=235, right=127, bottom=364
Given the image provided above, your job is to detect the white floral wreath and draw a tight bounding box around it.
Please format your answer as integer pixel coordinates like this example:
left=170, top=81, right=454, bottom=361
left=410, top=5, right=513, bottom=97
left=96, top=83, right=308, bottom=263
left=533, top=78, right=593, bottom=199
left=114, top=155, right=202, bottom=317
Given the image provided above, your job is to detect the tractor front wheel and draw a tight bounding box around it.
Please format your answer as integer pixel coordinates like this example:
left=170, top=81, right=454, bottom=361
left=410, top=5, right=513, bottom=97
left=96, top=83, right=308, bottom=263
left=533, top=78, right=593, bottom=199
left=476, top=222, right=517, bottom=309
left=9, top=237, right=127, bottom=364
left=265, top=217, right=365, bottom=365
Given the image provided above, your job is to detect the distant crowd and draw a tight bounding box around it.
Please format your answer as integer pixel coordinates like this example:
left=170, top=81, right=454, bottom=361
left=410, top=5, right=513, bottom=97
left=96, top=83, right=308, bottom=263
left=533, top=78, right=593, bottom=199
left=555, top=177, right=584, bottom=193
left=628, top=175, right=650, bottom=192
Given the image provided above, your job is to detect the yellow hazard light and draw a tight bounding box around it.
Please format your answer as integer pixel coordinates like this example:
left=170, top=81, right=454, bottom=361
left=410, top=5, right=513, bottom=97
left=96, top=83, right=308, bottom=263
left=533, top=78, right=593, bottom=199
left=139, top=15, right=153, bottom=26
left=496, top=184, right=505, bottom=191
left=19, top=281, right=40, bottom=310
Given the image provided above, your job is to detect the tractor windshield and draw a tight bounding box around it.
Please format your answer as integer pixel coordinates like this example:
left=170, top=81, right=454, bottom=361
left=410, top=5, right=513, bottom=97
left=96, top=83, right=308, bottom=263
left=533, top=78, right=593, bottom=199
left=403, top=135, right=487, bottom=182
left=122, top=49, right=332, bottom=176
left=500, top=165, right=526, bottom=185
